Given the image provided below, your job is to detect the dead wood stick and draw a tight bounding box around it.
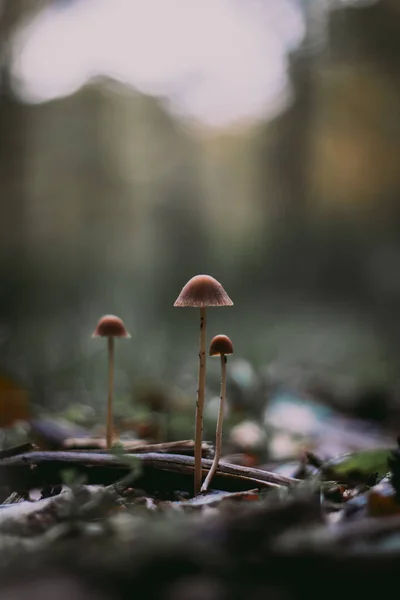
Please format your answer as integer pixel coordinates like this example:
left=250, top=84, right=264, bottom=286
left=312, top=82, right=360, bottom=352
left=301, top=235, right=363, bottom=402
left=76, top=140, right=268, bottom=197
left=0, top=443, right=36, bottom=459
left=62, top=439, right=213, bottom=458
left=143, top=453, right=299, bottom=487
left=0, top=451, right=298, bottom=492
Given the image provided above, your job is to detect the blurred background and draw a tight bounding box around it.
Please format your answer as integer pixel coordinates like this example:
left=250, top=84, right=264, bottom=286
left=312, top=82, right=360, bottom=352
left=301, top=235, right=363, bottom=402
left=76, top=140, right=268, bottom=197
left=1, top=0, right=400, bottom=448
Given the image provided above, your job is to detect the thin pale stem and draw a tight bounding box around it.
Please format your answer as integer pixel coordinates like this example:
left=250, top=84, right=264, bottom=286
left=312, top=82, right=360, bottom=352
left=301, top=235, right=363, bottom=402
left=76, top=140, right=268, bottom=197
left=194, top=306, right=207, bottom=495
left=201, top=354, right=226, bottom=492
left=106, top=336, right=115, bottom=450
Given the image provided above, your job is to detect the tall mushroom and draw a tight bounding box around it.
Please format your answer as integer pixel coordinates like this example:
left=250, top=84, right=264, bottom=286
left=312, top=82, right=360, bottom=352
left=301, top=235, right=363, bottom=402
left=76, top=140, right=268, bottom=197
left=92, top=315, right=130, bottom=449
left=174, top=275, right=233, bottom=494
left=201, top=334, right=234, bottom=492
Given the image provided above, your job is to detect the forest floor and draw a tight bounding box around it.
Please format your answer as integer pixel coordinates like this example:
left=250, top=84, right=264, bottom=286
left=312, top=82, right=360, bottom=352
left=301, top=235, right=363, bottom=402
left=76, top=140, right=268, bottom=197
left=1, top=392, right=400, bottom=600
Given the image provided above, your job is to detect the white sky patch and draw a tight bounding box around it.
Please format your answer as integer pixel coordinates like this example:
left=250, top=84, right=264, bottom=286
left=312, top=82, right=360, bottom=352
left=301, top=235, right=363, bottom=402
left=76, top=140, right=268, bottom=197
left=11, top=0, right=305, bottom=127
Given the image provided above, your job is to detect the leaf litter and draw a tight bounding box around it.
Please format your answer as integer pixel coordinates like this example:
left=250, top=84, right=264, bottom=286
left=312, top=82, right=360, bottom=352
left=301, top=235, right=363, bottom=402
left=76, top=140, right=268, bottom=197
left=0, top=397, right=400, bottom=597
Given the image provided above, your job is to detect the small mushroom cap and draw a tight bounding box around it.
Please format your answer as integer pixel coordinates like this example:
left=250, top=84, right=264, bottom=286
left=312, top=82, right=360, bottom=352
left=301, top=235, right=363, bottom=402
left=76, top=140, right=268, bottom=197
left=174, top=275, right=233, bottom=308
left=209, top=334, right=234, bottom=356
left=92, top=315, right=131, bottom=338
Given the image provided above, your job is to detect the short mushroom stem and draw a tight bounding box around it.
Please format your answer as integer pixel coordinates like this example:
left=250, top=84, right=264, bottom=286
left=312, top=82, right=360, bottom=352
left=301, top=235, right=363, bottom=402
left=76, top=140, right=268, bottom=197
left=201, top=354, right=227, bottom=492
left=106, top=336, right=115, bottom=449
left=194, top=306, right=207, bottom=495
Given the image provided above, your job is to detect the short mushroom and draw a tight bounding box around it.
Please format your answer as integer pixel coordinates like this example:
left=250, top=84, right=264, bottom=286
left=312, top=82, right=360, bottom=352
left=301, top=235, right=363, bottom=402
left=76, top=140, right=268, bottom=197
left=174, top=275, right=233, bottom=494
left=92, top=315, right=130, bottom=449
left=201, top=334, right=234, bottom=492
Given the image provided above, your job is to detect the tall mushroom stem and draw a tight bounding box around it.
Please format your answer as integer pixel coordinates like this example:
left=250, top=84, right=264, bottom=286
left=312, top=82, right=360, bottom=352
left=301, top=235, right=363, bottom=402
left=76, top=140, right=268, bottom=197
left=173, top=275, right=233, bottom=494
left=201, top=354, right=226, bottom=492
left=194, top=306, right=207, bottom=494
left=106, top=336, right=115, bottom=449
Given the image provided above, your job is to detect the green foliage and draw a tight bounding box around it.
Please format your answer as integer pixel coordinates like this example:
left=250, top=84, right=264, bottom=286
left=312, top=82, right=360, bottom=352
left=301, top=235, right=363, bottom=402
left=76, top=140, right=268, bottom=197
left=323, top=448, right=392, bottom=483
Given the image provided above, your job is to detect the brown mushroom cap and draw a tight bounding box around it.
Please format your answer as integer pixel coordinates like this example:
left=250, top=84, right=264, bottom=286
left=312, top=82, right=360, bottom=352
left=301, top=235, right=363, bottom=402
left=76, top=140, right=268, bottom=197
left=92, top=315, right=131, bottom=338
left=174, top=275, right=233, bottom=308
left=209, top=334, right=234, bottom=356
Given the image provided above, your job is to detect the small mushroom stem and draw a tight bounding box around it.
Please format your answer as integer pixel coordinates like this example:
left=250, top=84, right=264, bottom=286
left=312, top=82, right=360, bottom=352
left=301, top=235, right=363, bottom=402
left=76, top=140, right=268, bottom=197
left=201, top=354, right=227, bottom=492
left=106, top=336, right=115, bottom=449
left=194, top=306, right=207, bottom=495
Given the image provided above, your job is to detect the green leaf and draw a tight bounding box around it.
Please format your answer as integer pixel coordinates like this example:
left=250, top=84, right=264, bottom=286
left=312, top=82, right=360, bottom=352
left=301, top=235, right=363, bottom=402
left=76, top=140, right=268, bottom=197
left=322, top=448, right=392, bottom=483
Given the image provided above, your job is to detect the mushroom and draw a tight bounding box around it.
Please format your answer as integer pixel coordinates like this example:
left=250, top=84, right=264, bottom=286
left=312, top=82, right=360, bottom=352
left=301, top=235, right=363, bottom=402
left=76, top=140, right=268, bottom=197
left=174, top=275, right=233, bottom=494
left=201, top=334, right=234, bottom=492
left=92, top=315, right=130, bottom=449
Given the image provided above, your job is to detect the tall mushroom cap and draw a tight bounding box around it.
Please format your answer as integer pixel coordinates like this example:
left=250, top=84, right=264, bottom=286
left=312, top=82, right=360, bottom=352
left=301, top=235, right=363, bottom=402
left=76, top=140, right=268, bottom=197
left=92, top=315, right=131, bottom=338
left=174, top=275, right=233, bottom=308
left=209, top=334, right=234, bottom=356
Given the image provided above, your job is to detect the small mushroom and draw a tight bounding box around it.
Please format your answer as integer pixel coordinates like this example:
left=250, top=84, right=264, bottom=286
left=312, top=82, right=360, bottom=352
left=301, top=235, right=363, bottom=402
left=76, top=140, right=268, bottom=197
left=92, top=315, right=130, bottom=449
left=201, top=334, right=234, bottom=492
left=174, top=275, right=233, bottom=495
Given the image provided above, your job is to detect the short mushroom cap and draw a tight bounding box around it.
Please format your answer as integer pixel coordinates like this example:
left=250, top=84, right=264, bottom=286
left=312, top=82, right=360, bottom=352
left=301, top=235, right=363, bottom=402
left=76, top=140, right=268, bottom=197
left=209, top=334, right=234, bottom=356
left=174, top=275, right=233, bottom=308
left=92, top=315, right=131, bottom=338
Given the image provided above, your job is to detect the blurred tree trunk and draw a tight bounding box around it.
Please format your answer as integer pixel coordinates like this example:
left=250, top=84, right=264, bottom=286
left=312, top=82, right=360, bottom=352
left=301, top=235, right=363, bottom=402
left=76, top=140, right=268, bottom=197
left=328, top=0, right=400, bottom=364
left=0, top=1, right=49, bottom=305
left=253, top=1, right=320, bottom=294
left=0, top=2, right=25, bottom=248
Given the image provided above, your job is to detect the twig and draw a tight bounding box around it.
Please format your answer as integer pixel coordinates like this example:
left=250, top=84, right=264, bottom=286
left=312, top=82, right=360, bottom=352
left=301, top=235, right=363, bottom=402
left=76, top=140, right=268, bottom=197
left=0, top=443, right=36, bottom=459
left=62, top=439, right=213, bottom=458
left=0, top=451, right=299, bottom=494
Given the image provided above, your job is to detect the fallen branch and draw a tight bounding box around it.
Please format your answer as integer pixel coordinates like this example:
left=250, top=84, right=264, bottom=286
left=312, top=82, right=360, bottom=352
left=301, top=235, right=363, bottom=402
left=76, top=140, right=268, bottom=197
left=0, top=443, right=37, bottom=460
left=0, top=451, right=299, bottom=494
left=62, top=438, right=213, bottom=457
